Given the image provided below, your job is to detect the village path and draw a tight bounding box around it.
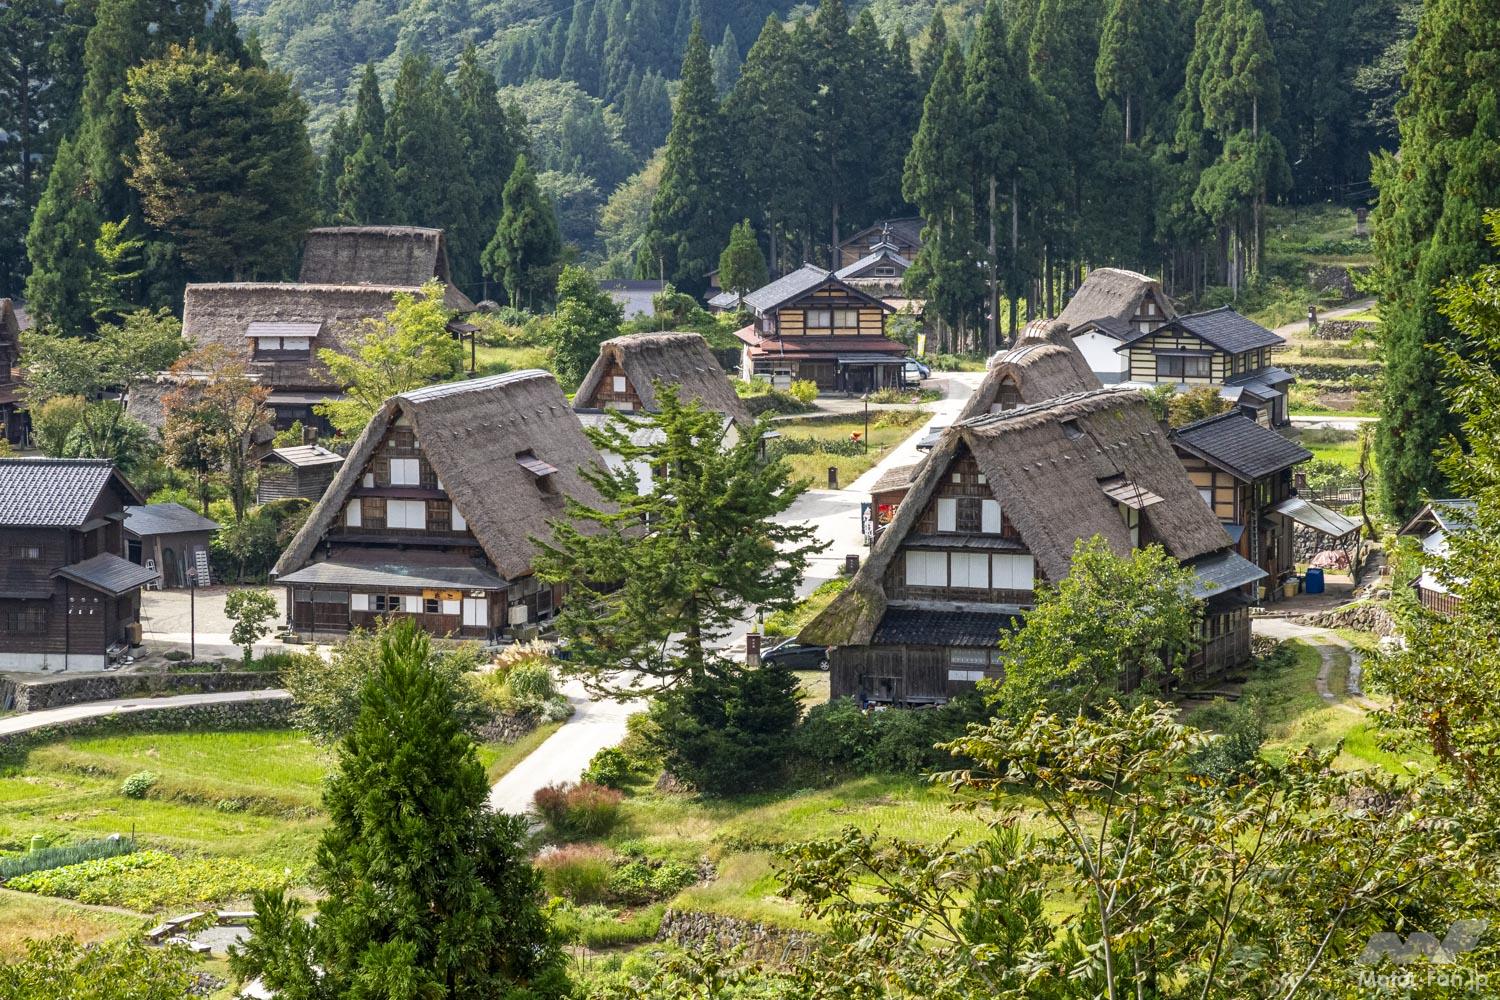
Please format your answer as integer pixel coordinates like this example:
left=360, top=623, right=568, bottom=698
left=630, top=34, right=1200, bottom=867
left=0, top=689, right=291, bottom=738
left=1270, top=297, right=1376, bottom=340
left=1252, top=616, right=1379, bottom=713
left=486, top=371, right=985, bottom=816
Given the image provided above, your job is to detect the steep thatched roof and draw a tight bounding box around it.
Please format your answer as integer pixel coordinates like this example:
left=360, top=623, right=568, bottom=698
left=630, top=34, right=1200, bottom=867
left=182, top=283, right=406, bottom=390
left=0, top=299, right=20, bottom=346
left=1056, top=268, right=1173, bottom=329
left=955, top=334, right=1102, bottom=425
left=298, top=226, right=474, bottom=310
left=273, top=370, right=606, bottom=583
left=802, top=388, right=1232, bottom=646
left=574, top=332, right=752, bottom=428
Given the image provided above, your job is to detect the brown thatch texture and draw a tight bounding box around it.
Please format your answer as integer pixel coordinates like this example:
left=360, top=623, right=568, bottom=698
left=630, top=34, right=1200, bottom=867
left=1056, top=268, right=1174, bottom=328
left=574, top=332, right=753, bottom=428
left=299, top=227, right=475, bottom=311
left=274, top=370, right=606, bottom=582
left=801, top=388, right=1229, bottom=646
left=182, top=283, right=404, bottom=390
left=956, top=338, right=1102, bottom=424
left=0, top=299, right=20, bottom=346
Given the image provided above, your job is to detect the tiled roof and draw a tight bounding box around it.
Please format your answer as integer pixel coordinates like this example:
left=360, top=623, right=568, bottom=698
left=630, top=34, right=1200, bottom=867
left=267, top=444, right=345, bottom=469
left=740, top=264, right=834, bottom=313
left=0, top=459, right=125, bottom=526
left=124, top=503, right=222, bottom=537
left=1120, top=306, right=1283, bottom=353
left=1171, top=411, right=1311, bottom=481
left=1186, top=550, right=1267, bottom=599
left=52, top=553, right=160, bottom=595
left=872, top=608, right=1023, bottom=647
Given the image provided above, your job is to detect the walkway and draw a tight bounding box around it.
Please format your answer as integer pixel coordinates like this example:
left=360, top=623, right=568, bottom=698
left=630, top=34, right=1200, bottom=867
left=0, top=689, right=290, bottom=737
left=1252, top=617, right=1379, bottom=713
left=1271, top=297, right=1376, bottom=340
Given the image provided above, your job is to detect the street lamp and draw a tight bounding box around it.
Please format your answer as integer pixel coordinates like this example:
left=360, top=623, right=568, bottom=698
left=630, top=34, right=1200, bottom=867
left=186, top=567, right=197, bottom=661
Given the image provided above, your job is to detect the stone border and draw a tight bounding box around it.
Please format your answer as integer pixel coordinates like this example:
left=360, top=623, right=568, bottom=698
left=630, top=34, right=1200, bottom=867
left=657, top=908, right=817, bottom=967
left=1, top=671, right=279, bottom=712
left=0, top=698, right=292, bottom=766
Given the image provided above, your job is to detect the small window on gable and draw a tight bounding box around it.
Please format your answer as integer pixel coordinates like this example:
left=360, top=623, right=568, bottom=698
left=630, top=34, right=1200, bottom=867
left=951, top=472, right=962, bottom=484
left=517, top=450, right=559, bottom=493
left=612, top=375, right=628, bottom=394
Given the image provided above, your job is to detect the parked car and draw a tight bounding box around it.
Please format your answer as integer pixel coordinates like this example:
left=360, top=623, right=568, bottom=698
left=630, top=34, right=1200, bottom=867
left=903, top=358, right=930, bottom=384
left=760, top=638, right=830, bottom=670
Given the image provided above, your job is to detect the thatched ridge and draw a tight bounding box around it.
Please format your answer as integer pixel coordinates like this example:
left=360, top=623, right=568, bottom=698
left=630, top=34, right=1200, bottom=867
left=1057, top=267, right=1174, bottom=329
left=273, top=370, right=606, bottom=583
left=956, top=333, right=1102, bottom=424
left=802, top=388, right=1231, bottom=647
left=574, top=332, right=752, bottom=428
left=299, top=226, right=473, bottom=310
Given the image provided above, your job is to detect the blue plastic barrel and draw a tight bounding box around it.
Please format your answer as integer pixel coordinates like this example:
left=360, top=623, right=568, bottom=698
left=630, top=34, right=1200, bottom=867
left=1304, top=567, right=1325, bottom=594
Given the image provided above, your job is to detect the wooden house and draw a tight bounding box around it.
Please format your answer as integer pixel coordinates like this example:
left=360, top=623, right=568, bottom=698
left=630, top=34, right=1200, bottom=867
left=599, top=279, right=665, bottom=320
left=177, top=227, right=474, bottom=431
left=123, top=503, right=221, bottom=588
left=1397, top=499, right=1476, bottom=615
left=0, top=459, right=159, bottom=671
left=272, top=370, right=605, bottom=642
left=1167, top=411, right=1341, bottom=600
left=1115, top=307, right=1293, bottom=426
left=0, top=298, right=28, bottom=446
left=800, top=388, right=1264, bottom=705
left=729, top=265, right=902, bottom=391
left=837, top=217, right=924, bottom=269
left=834, top=227, right=913, bottom=300
left=256, top=444, right=346, bottom=503
left=1056, top=268, right=1177, bottom=384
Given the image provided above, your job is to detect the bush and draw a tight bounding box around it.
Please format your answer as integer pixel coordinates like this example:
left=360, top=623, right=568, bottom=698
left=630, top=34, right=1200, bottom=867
left=163, top=650, right=191, bottom=662
left=251, top=649, right=297, bottom=674
left=648, top=661, right=802, bottom=796
left=547, top=901, right=665, bottom=949
left=533, top=781, right=624, bottom=839
left=606, top=857, right=697, bottom=905
left=617, top=713, right=663, bottom=775
left=535, top=845, right=614, bottom=903
left=582, top=746, right=637, bottom=790
left=792, top=696, right=989, bottom=779
left=506, top=661, right=558, bottom=704
left=787, top=379, right=819, bottom=404
left=120, top=771, right=158, bottom=799
left=0, top=837, right=136, bottom=879
left=1185, top=697, right=1266, bottom=782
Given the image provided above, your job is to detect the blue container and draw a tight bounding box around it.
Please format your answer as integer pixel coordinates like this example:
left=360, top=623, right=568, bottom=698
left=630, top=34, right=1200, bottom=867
left=1304, top=567, right=1325, bottom=594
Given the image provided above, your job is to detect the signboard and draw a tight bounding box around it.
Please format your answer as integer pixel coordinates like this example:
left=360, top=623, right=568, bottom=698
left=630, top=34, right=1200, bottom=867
left=916, top=332, right=927, bottom=356
left=422, top=589, right=463, bottom=601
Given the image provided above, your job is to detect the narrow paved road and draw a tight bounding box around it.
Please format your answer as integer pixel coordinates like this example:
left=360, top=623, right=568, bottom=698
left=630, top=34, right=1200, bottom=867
left=0, top=689, right=290, bottom=737
left=1252, top=617, right=1379, bottom=712
left=1271, top=297, right=1376, bottom=340
left=487, top=372, right=985, bottom=816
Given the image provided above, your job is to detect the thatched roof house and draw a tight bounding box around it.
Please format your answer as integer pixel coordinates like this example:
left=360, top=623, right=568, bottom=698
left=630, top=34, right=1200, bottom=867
left=1056, top=269, right=1176, bottom=385
left=574, top=332, right=752, bottom=430
left=272, top=370, right=605, bottom=640
left=802, top=387, right=1262, bottom=704
left=299, top=226, right=474, bottom=310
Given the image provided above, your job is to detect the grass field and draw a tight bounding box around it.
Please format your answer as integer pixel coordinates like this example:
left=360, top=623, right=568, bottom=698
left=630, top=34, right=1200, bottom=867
left=0, top=888, right=144, bottom=960
left=479, top=721, right=564, bottom=784
left=474, top=344, right=554, bottom=379
left=1296, top=427, right=1366, bottom=468
left=776, top=412, right=927, bottom=486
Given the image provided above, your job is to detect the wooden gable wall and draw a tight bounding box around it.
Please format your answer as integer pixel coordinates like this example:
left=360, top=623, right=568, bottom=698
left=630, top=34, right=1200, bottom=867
left=330, top=414, right=475, bottom=544
left=1123, top=329, right=1230, bottom=383
left=582, top=359, right=643, bottom=411
left=1179, top=455, right=1241, bottom=523
left=775, top=286, right=886, bottom=337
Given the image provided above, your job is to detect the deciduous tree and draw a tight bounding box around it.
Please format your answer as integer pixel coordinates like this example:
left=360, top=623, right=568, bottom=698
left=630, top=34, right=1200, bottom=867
left=544, top=265, right=622, bottom=389
left=161, top=344, right=272, bottom=521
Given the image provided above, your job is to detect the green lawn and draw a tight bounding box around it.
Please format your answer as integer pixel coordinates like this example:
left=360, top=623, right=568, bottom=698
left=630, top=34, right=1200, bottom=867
left=1296, top=427, right=1365, bottom=468
left=474, top=344, right=554, bottom=378
left=478, top=721, right=564, bottom=784
left=776, top=412, right=927, bottom=486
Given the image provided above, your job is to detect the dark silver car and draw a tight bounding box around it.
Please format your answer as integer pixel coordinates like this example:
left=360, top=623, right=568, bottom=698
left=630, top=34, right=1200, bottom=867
left=760, top=638, right=830, bottom=670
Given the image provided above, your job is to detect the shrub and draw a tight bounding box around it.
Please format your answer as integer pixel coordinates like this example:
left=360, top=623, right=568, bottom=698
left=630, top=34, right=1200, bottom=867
left=1185, top=697, right=1266, bottom=782
left=787, top=379, right=819, bottom=404
left=763, top=578, right=849, bottom=637
left=535, top=845, right=615, bottom=903
left=606, top=858, right=697, bottom=905
left=163, top=650, right=191, bottom=662
left=533, top=781, right=623, bottom=839
left=506, top=661, right=557, bottom=704
left=0, top=837, right=136, bottom=879
left=874, top=408, right=930, bottom=428
left=582, top=746, right=636, bottom=790
left=251, top=649, right=297, bottom=674
left=648, top=661, right=802, bottom=795
left=743, top=390, right=815, bottom=416
left=792, top=695, right=989, bottom=779
left=617, top=712, right=662, bottom=774
left=547, top=901, right=664, bottom=949
left=120, top=771, right=158, bottom=799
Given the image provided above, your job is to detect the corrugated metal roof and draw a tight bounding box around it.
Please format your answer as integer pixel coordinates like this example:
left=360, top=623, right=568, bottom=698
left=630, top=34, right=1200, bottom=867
left=1100, top=477, right=1165, bottom=509
left=268, top=445, right=345, bottom=469
left=0, top=459, right=122, bottom=526
left=53, top=553, right=160, bottom=595
left=246, top=321, right=321, bottom=338
left=1186, top=550, right=1267, bottom=599
left=1271, top=497, right=1360, bottom=538
left=872, top=608, right=1022, bottom=647
left=276, top=555, right=507, bottom=590
left=124, top=503, right=221, bottom=537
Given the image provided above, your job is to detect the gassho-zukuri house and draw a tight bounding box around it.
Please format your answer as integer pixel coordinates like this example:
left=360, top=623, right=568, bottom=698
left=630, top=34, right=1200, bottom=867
left=800, top=387, right=1265, bottom=706
left=271, top=370, right=603, bottom=641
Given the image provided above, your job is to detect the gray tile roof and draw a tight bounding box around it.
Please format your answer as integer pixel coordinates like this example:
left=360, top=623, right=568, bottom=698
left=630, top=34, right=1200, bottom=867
left=0, top=459, right=124, bottom=526
left=124, top=503, right=222, bottom=537
left=1171, top=411, right=1311, bottom=481
left=276, top=553, right=507, bottom=590
left=267, top=444, right=345, bottom=469
left=872, top=608, right=1022, bottom=647
left=53, top=553, right=161, bottom=595
left=1132, top=306, right=1284, bottom=354
left=740, top=264, right=834, bottom=314
left=836, top=247, right=912, bottom=280
left=1186, top=550, right=1267, bottom=599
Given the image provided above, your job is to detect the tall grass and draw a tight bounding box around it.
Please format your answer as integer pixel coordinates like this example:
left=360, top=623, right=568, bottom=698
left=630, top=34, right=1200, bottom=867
left=0, top=837, right=136, bottom=879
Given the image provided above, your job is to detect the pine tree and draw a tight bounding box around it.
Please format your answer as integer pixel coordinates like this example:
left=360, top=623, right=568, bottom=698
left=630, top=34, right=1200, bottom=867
left=917, top=7, right=949, bottom=91
left=718, top=219, right=768, bottom=300
left=0, top=0, right=68, bottom=291
left=967, top=0, right=1035, bottom=348
left=23, top=136, right=100, bottom=332
left=561, top=0, right=596, bottom=94
left=454, top=44, right=520, bottom=292
left=385, top=55, right=478, bottom=278
left=710, top=24, right=740, bottom=95
left=230, top=620, right=569, bottom=999
left=125, top=44, right=316, bottom=281
left=482, top=154, right=562, bottom=310
left=864, top=26, right=922, bottom=221
left=1096, top=0, right=1150, bottom=143
left=809, top=0, right=864, bottom=258
left=904, top=42, right=985, bottom=349
left=338, top=134, right=398, bottom=225
left=621, top=69, right=672, bottom=157
left=318, top=111, right=355, bottom=221
left=637, top=22, right=736, bottom=295
left=1371, top=0, right=1500, bottom=518
left=726, top=15, right=814, bottom=276
left=350, top=62, right=388, bottom=159
left=545, top=264, right=623, bottom=389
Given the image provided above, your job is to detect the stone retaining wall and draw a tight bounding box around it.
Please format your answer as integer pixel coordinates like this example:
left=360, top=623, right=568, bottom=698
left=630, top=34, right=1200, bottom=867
left=1, top=671, right=278, bottom=712
left=657, top=908, right=818, bottom=967
left=1312, top=319, right=1377, bottom=341
left=1294, top=601, right=1397, bottom=637
left=0, top=698, right=292, bottom=764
